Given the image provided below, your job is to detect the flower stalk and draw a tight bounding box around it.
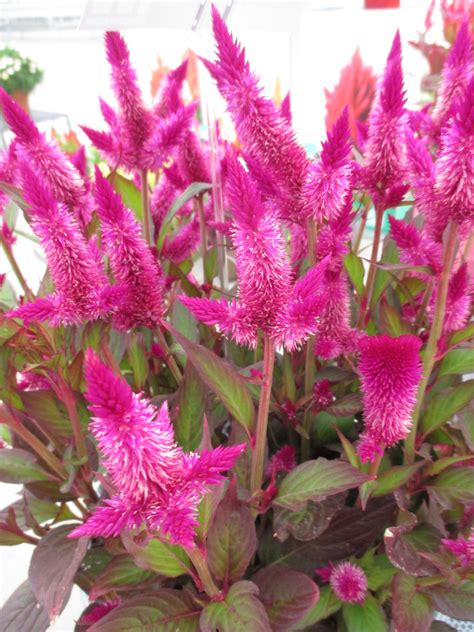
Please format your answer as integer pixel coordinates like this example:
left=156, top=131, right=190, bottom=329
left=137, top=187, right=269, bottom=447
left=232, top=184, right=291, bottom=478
left=141, top=169, right=152, bottom=245
left=358, top=201, right=384, bottom=327
left=188, top=546, right=221, bottom=599
left=250, top=334, right=276, bottom=494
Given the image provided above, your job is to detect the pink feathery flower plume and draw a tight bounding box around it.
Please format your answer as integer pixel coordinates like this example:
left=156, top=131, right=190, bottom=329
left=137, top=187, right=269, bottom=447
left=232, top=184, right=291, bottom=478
left=161, top=217, right=200, bottom=264
left=153, top=59, right=188, bottom=118
left=434, top=75, right=474, bottom=231
left=302, top=107, right=354, bottom=224
left=428, top=263, right=472, bottom=334
left=442, top=533, right=474, bottom=567
left=203, top=5, right=308, bottom=223
left=94, top=167, right=165, bottom=330
left=432, top=19, right=473, bottom=132
left=316, top=561, right=368, bottom=605
left=388, top=215, right=442, bottom=274
left=357, top=334, right=422, bottom=463
left=280, top=92, right=292, bottom=125
left=362, top=33, right=407, bottom=204
left=0, top=89, right=89, bottom=219
left=69, top=350, right=244, bottom=547
left=8, top=165, right=115, bottom=326
left=180, top=156, right=327, bottom=349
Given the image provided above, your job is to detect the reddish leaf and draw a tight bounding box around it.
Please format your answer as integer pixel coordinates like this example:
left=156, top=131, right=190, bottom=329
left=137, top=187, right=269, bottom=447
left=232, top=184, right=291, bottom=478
left=200, top=581, right=270, bottom=632
left=0, top=580, right=49, bottom=632
left=392, top=572, right=433, bottom=632
left=426, top=581, right=474, bottom=621
left=384, top=511, right=439, bottom=577
left=273, top=495, right=345, bottom=542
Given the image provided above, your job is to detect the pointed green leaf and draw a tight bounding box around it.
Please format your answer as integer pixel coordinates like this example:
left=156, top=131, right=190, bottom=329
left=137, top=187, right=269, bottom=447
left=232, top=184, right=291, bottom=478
left=174, top=362, right=205, bottom=451
left=295, top=585, right=341, bottom=629
left=127, top=333, right=148, bottom=390
left=428, top=467, right=474, bottom=507
left=90, top=555, right=155, bottom=600
left=0, top=448, right=52, bottom=484
left=342, top=594, right=387, bottom=632
left=344, top=251, right=365, bottom=296
left=109, top=173, right=142, bottom=221
left=392, top=572, right=433, bottom=632
left=274, top=458, right=370, bottom=510
left=371, top=463, right=423, bottom=498
left=421, top=380, right=474, bottom=435
left=122, top=533, right=192, bottom=578
left=438, top=349, right=474, bottom=377
left=200, top=581, right=271, bottom=632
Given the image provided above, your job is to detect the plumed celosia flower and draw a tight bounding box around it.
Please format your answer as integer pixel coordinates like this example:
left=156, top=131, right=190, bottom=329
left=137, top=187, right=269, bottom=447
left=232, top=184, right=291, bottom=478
left=204, top=5, right=308, bottom=223
left=302, top=107, right=354, bottom=224
left=69, top=351, right=244, bottom=547
left=329, top=562, right=368, bottom=605
left=434, top=75, right=474, bottom=229
left=432, top=19, right=473, bottom=131
left=428, top=263, right=472, bottom=334
left=357, top=334, right=422, bottom=462
left=161, top=217, right=200, bottom=263
left=0, top=88, right=89, bottom=217
left=362, top=33, right=407, bottom=200
left=94, top=167, right=165, bottom=330
left=0, top=143, right=18, bottom=215
left=314, top=270, right=353, bottom=360
left=8, top=165, right=114, bottom=326
left=265, top=445, right=296, bottom=479
left=388, top=215, right=442, bottom=274
left=176, top=129, right=211, bottom=184
left=154, top=59, right=188, bottom=118
left=181, top=157, right=328, bottom=349
left=313, top=379, right=334, bottom=410
left=442, top=535, right=474, bottom=567
left=280, top=92, right=292, bottom=125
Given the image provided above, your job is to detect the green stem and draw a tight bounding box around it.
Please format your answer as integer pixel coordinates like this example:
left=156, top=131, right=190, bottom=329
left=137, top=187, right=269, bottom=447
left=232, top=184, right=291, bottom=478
left=195, top=193, right=208, bottom=283
left=405, top=221, right=458, bottom=463
left=250, top=335, right=275, bottom=494
left=357, top=203, right=384, bottom=328
left=59, top=378, right=89, bottom=465
left=0, top=236, right=33, bottom=299
left=155, top=328, right=182, bottom=384
left=141, top=169, right=152, bottom=245
left=188, top=547, right=221, bottom=598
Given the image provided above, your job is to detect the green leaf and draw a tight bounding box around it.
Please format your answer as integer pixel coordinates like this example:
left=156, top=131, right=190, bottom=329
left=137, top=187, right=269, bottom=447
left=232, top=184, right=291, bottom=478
left=421, top=380, right=474, bottom=435
left=371, top=239, right=399, bottom=308
left=207, top=480, right=257, bottom=583
left=363, top=554, right=397, bottom=591
left=204, top=245, right=218, bottom=284
left=29, top=525, right=89, bottom=619
left=0, top=580, right=49, bottom=632
left=126, top=333, right=148, bottom=390
left=392, top=573, right=433, bottom=632
left=428, top=467, right=474, bottom=507
left=273, top=495, right=345, bottom=543
left=426, top=580, right=474, bottom=621
left=438, top=349, right=474, bottom=377
left=90, top=555, right=155, bottom=600
left=200, top=581, right=271, bottom=632
left=342, top=594, right=387, bottom=632
left=121, top=533, right=192, bottom=578
left=344, top=251, right=365, bottom=296
left=295, top=585, right=341, bottom=629
left=371, top=463, right=423, bottom=498
left=0, top=448, right=52, bottom=484
left=449, top=323, right=474, bottom=347
left=89, top=590, right=201, bottom=631
left=157, top=182, right=212, bottom=250
left=174, top=362, right=205, bottom=451
left=21, top=389, right=81, bottom=439
left=274, top=458, right=370, bottom=510
left=109, top=173, right=142, bottom=221
left=171, top=298, right=199, bottom=343
left=168, top=324, right=255, bottom=434
left=196, top=481, right=225, bottom=542
left=380, top=299, right=412, bottom=336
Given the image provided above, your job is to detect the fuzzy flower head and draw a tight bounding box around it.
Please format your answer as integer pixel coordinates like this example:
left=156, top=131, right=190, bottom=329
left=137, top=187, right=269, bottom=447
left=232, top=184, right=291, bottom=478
left=94, top=167, right=165, bottom=330
left=362, top=33, right=407, bottom=199
left=302, top=107, right=354, bottom=224
left=204, top=5, right=308, bottom=223
left=357, top=334, right=422, bottom=462
left=329, top=562, right=368, bottom=605
left=70, top=351, right=244, bottom=547
left=442, top=535, right=474, bottom=567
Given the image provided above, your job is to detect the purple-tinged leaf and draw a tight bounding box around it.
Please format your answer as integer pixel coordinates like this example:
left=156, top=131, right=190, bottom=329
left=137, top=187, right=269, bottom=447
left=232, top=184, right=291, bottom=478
left=173, top=362, right=205, bottom=451
left=29, top=525, right=89, bottom=620
left=89, top=555, right=155, bottom=600
left=427, top=467, right=474, bottom=508
left=88, top=590, right=201, bottom=631
left=207, top=480, right=257, bottom=584
left=274, top=458, right=370, bottom=511
left=325, top=393, right=362, bottom=418
left=295, top=585, right=341, bottom=629
left=0, top=580, right=49, bottom=632
left=449, top=323, right=474, bottom=347
left=260, top=498, right=396, bottom=572
left=342, top=594, right=387, bottom=632
left=0, top=448, right=53, bottom=484
left=196, top=480, right=225, bottom=542
left=420, top=380, right=474, bottom=436
left=371, top=463, right=423, bottom=498
left=384, top=511, right=439, bottom=577
left=200, top=580, right=271, bottom=632
left=122, top=532, right=192, bottom=578
left=273, top=495, right=345, bottom=542
left=252, top=566, right=319, bottom=631
left=392, top=572, right=433, bottom=632
left=426, top=581, right=474, bottom=621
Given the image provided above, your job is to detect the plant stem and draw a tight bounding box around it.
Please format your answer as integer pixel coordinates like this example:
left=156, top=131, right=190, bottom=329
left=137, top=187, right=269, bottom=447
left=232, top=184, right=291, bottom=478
left=59, top=379, right=89, bottom=465
left=155, top=328, right=182, bottom=384
left=188, top=546, right=221, bottom=599
left=405, top=221, right=458, bottom=463
left=357, top=203, right=384, bottom=328
left=301, top=219, right=318, bottom=461
left=250, top=335, right=275, bottom=494
left=195, top=193, right=208, bottom=283
left=0, top=236, right=33, bottom=299
left=141, top=169, right=152, bottom=245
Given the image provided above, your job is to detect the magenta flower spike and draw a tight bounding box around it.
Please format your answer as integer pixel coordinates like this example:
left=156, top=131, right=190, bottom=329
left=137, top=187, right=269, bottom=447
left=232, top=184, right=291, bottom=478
left=429, top=263, right=472, bottom=334
left=432, top=19, right=473, bottom=131
left=442, top=536, right=474, bottom=567
left=434, top=75, right=474, bottom=230
left=93, top=167, right=165, bottom=330
left=362, top=32, right=407, bottom=200
left=204, top=5, right=308, bottom=222
left=302, top=107, right=354, bottom=224
left=0, top=88, right=89, bottom=216
left=69, top=350, right=244, bottom=547
left=280, top=92, right=292, bottom=125
left=357, top=334, right=422, bottom=462
left=329, top=562, right=368, bottom=605
left=388, top=215, right=442, bottom=274
left=8, top=165, right=113, bottom=326
left=153, top=59, right=188, bottom=118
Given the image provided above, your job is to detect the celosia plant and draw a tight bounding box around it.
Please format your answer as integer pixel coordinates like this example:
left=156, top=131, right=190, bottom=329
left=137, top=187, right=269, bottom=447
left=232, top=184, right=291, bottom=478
left=0, top=6, right=473, bottom=631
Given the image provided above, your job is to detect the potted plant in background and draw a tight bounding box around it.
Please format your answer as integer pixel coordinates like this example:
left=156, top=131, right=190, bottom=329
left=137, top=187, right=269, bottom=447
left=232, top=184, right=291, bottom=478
left=0, top=47, right=43, bottom=113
